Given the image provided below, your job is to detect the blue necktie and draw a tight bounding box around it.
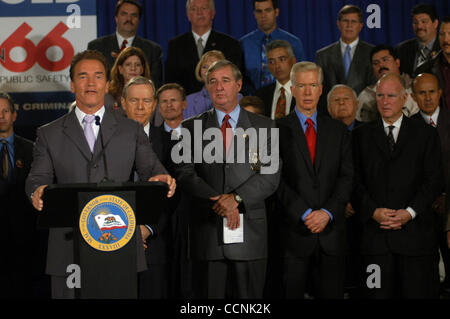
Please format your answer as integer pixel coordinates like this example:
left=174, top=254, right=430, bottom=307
left=343, top=45, right=352, bottom=78
left=260, top=35, right=274, bottom=88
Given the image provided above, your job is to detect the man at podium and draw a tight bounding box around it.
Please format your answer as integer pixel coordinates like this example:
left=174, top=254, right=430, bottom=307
left=25, top=50, right=175, bottom=299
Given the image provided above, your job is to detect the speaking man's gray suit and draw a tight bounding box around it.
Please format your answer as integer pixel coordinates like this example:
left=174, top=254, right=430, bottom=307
left=26, top=107, right=167, bottom=285
left=175, top=107, right=281, bottom=298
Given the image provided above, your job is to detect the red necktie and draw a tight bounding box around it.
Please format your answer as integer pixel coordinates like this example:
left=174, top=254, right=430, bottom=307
left=430, top=117, right=436, bottom=127
left=221, top=114, right=232, bottom=153
left=120, top=39, right=128, bottom=52
left=275, top=87, right=286, bottom=119
left=305, top=118, right=316, bottom=164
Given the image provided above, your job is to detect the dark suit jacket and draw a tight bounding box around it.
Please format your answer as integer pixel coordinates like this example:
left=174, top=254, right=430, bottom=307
left=254, top=82, right=296, bottom=118
left=175, top=108, right=280, bottom=261
left=276, top=112, right=353, bottom=257
left=87, top=34, right=163, bottom=88
left=395, top=37, right=441, bottom=78
left=352, top=116, right=443, bottom=256
left=0, top=135, right=35, bottom=297
left=144, top=125, right=174, bottom=265
left=315, top=40, right=376, bottom=114
left=25, top=108, right=167, bottom=276
left=165, top=30, right=243, bottom=95
left=416, top=52, right=449, bottom=110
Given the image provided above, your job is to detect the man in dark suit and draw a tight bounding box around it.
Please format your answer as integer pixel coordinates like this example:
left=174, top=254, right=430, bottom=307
left=175, top=60, right=280, bottom=298
left=315, top=5, right=376, bottom=115
left=25, top=50, right=176, bottom=299
left=0, top=92, right=39, bottom=298
left=165, top=0, right=242, bottom=95
left=87, top=0, right=163, bottom=88
left=411, top=73, right=450, bottom=294
left=352, top=73, right=443, bottom=298
left=395, top=3, right=440, bottom=78
left=276, top=62, right=353, bottom=299
left=120, top=76, right=177, bottom=298
left=255, top=40, right=296, bottom=119
left=417, top=16, right=450, bottom=110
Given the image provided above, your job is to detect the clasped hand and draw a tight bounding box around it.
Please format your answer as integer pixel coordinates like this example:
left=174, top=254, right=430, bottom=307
left=210, top=194, right=240, bottom=230
left=304, top=210, right=330, bottom=234
left=373, top=208, right=412, bottom=230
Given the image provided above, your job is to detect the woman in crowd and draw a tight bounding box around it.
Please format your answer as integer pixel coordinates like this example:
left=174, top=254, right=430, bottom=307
left=107, top=46, right=151, bottom=110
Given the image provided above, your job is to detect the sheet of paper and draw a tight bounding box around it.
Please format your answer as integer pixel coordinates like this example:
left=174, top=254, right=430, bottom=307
left=223, top=214, right=244, bottom=244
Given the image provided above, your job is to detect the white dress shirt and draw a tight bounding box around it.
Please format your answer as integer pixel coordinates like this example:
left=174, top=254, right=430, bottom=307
left=116, top=32, right=135, bottom=49
left=420, top=106, right=440, bottom=127
left=192, top=29, right=212, bottom=49
left=271, top=80, right=293, bottom=119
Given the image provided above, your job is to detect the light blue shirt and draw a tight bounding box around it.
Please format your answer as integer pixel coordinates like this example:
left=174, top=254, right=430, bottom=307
left=294, top=109, right=333, bottom=222
left=215, top=105, right=241, bottom=131
left=240, top=27, right=305, bottom=94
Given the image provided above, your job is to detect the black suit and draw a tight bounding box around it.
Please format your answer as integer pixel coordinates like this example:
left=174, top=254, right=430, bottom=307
left=395, top=38, right=440, bottom=78
left=276, top=112, right=353, bottom=298
left=165, top=30, right=243, bottom=95
left=138, top=125, right=174, bottom=298
left=254, top=82, right=296, bottom=118
left=315, top=40, right=376, bottom=115
left=412, top=108, right=450, bottom=290
left=87, top=34, right=163, bottom=88
left=352, top=116, right=443, bottom=298
left=0, top=135, right=38, bottom=298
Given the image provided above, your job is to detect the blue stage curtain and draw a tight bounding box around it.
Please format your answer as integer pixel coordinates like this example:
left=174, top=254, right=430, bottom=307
left=95, top=0, right=449, bottom=62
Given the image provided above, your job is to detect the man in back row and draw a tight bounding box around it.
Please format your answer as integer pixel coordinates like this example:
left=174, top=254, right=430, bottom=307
left=240, top=0, right=305, bottom=94
left=87, top=0, right=163, bottom=88
left=165, top=0, right=242, bottom=95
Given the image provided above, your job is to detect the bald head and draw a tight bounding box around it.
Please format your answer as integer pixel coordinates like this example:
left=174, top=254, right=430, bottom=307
left=376, top=73, right=408, bottom=124
left=412, top=73, right=442, bottom=115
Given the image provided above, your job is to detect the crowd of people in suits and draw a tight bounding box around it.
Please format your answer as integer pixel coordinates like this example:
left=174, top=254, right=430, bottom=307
left=1, top=0, right=450, bottom=299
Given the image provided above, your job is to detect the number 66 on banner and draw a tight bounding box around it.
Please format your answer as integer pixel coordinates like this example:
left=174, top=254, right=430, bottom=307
left=0, top=21, right=74, bottom=72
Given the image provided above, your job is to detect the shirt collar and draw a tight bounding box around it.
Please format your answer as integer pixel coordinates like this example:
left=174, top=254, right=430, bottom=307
left=75, top=106, right=106, bottom=127
left=116, top=32, right=135, bottom=48
left=382, top=114, right=403, bottom=129
left=295, top=108, right=318, bottom=129
left=216, top=105, right=241, bottom=129
left=1, top=132, right=14, bottom=146
left=420, top=106, right=440, bottom=124
left=256, top=27, right=280, bottom=40
left=418, top=37, right=436, bottom=51
left=164, top=122, right=182, bottom=135
left=143, top=122, right=150, bottom=137
left=192, top=29, right=212, bottom=43
left=275, top=80, right=292, bottom=93
left=340, top=37, right=359, bottom=50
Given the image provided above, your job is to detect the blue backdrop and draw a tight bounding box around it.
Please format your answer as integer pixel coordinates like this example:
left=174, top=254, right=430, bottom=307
left=96, top=0, right=449, bottom=62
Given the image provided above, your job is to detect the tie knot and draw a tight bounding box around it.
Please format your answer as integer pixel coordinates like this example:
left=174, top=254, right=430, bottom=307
left=84, top=114, right=95, bottom=124
left=346, top=45, right=351, bottom=51
left=280, top=87, right=285, bottom=94
left=388, top=125, right=395, bottom=133
left=306, top=118, right=314, bottom=128
left=1, top=139, right=6, bottom=146
left=122, top=39, right=127, bottom=46
left=223, top=114, right=230, bottom=123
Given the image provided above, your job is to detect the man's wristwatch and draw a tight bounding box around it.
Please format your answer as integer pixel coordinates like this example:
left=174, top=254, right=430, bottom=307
left=233, top=193, right=243, bottom=204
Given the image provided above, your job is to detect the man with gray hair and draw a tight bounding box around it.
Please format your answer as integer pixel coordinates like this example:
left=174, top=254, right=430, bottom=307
left=165, top=0, right=242, bottom=95
left=255, top=40, right=297, bottom=119
left=327, top=84, right=361, bottom=130
left=175, top=60, right=280, bottom=298
left=352, top=73, right=443, bottom=298
left=277, top=61, right=353, bottom=298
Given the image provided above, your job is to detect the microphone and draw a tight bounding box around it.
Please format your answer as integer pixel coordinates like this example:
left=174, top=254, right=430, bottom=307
left=95, top=115, right=111, bottom=183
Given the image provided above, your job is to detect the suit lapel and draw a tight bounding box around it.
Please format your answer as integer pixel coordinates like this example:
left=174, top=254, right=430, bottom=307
left=92, top=109, right=118, bottom=161
left=286, top=113, right=314, bottom=174
left=62, top=110, right=93, bottom=162
left=331, top=42, right=346, bottom=83
left=392, top=116, right=410, bottom=158
left=371, top=119, right=391, bottom=159
left=314, top=116, right=331, bottom=173
left=12, top=137, right=25, bottom=182
left=205, top=29, right=219, bottom=51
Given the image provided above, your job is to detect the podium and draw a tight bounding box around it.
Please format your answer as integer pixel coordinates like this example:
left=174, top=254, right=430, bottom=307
left=39, top=181, right=168, bottom=299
